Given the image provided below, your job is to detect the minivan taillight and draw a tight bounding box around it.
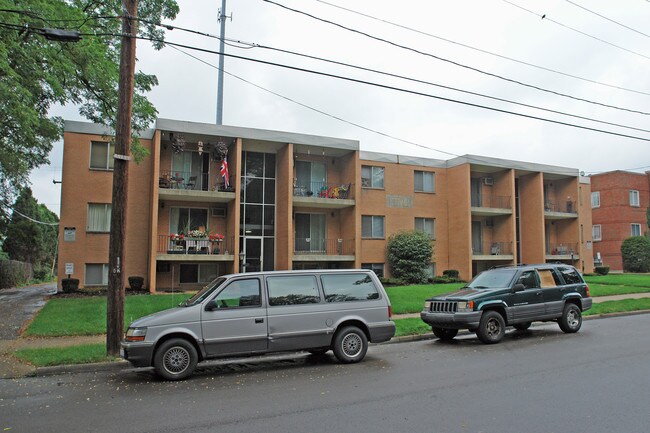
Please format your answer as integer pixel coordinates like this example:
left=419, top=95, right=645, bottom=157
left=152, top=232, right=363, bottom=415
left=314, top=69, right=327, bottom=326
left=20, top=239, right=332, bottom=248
left=388, top=305, right=393, bottom=319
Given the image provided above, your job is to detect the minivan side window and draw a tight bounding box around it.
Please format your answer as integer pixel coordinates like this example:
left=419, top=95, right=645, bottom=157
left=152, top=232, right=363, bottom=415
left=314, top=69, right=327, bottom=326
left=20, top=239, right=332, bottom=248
left=320, top=273, right=379, bottom=302
left=558, top=267, right=583, bottom=285
left=266, top=275, right=321, bottom=306
left=214, top=279, right=261, bottom=308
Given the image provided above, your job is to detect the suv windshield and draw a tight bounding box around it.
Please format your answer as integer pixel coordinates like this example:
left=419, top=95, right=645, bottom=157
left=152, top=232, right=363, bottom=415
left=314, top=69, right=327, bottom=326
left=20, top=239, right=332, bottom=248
left=467, top=269, right=517, bottom=289
left=184, top=277, right=227, bottom=306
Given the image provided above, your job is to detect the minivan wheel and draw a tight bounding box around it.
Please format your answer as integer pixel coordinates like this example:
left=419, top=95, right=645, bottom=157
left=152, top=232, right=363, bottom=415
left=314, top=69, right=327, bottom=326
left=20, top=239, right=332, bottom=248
left=432, top=327, right=459, bottom=341
left=333, top=326, right=368, bottom=363
left=559, top=303, right=582, bottom=333
left=153, top=338, right=198, bottom=381
left=477, top=311, right=505, bottom=344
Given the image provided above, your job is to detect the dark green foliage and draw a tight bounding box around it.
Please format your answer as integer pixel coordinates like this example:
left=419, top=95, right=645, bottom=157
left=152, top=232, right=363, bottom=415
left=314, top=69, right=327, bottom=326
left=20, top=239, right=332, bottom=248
left=378, top=277, right=406, bottom=287
left=61, top=278, right=79, bottom=293
left=621, top=236, right=650, bottom=273
left=594, top=266, right=610, bottom=276
left=443, top=269, right=460, bottom=279
left=430, top=275, right=463, bottom=284
left=387, top=230, right=434, bottom=284
left=0, top=259, right=33, bottom=289
left=128, top=276, right=145, bottom=291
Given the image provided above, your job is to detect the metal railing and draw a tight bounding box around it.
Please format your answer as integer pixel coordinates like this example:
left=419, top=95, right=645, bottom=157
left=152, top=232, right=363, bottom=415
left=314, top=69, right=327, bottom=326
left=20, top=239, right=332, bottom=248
left=159, top=170, right=210, bottom=191
left=294, top=238, right=355, bottom=255
left=547, top=242, right=578, bottom=256
left=157, top=235, right=234, bottom=255
left=471, top=195, right=511, bottom=209
left=473, top=241, right=513, bottom=255
left=293, top=182, right=354, bottom=199
left=544, top=200, right=576, bottom=214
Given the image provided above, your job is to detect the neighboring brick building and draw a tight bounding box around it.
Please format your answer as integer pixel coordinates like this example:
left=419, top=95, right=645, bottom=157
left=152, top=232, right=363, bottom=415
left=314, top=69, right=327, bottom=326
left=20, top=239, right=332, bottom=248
left=590, top=170, right=650, bottom=271
left=57, top=119, right=594, bottom=291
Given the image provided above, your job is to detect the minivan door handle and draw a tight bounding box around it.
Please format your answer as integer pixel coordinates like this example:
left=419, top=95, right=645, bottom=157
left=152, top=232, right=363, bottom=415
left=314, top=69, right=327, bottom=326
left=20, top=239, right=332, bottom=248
left=255, top=318, right=264, bottom=324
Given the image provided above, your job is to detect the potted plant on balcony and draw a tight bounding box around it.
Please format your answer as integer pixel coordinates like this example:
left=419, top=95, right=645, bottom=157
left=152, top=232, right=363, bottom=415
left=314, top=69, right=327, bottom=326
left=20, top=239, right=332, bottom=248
left=169, top=233, right=185, bottom=254
left=209, top=233, right=225, bottom=254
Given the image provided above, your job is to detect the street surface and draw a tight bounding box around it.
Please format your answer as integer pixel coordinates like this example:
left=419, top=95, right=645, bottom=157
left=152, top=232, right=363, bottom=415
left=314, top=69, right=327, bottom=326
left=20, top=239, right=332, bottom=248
left=2, top=314, right=649, bottom=433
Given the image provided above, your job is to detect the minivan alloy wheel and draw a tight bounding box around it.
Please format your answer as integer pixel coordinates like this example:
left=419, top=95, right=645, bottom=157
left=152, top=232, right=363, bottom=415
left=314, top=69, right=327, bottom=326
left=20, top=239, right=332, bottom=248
left=153, top=338, right=198, bottom=380
left=332, top=326, right=368, bottom=363
left=342, top=333, right=362, bottom=357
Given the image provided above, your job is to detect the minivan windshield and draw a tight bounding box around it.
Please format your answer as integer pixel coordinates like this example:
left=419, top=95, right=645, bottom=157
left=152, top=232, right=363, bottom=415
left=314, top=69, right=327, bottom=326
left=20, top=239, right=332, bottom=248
left=467, top=269, right=517, bottom=289
left=183, top=277, right=227, bottom=306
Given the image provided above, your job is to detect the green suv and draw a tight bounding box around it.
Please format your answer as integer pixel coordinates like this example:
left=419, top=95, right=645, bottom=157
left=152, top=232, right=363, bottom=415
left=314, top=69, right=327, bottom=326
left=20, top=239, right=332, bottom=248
left=420, top=264, right=592, bottom=344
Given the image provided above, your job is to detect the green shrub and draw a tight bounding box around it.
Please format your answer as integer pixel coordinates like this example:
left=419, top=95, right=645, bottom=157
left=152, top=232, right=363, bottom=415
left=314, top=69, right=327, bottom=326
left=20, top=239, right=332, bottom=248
left=0, top=259, right=33, bottom=289
left=430, top=275, right=462, bottom=284
left=621, top=236, right=650, bottom=273
left=443, top=269, right=459, bottom=279
left=128, top=276, right=145, bottom=291
left=61, top=278, right=79, bottom=293
left=379, top=277, right=406, bottom=287
left=387, top=230, right=434, bottom=284
left=594, top=266, right=610, bottom=276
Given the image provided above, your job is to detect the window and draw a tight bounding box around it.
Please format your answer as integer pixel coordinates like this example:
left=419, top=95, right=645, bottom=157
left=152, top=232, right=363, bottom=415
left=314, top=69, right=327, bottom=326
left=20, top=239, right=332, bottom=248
left=85, top=264, right=108, bottom=286
left=170, top=207, right=208, bottom=234
left=592, top=225, right=602, bottom=241
left=213, top=279, right=261, bottom=308
left=90, top=141, right=115, bottom=170
left=558, top=267, right=583, bottom=285
left=415, top=217, right=435, bottom=239
left=591, top=191, right=600, bottom=208
left=180, top=263, right=219, bottom=284
left=516, top=271, right=539, bottom=289
left=362, top=215, right=385, bottom=238
left=630, top=190, right=640, bottom=207
left=361, top=165, right=384, bottom=188
left=361, top=263, right=385, bottom=278
left=537, top=269, right=562, bottom=288
left=87, top=203, right=111, bottom=232
left=414, top=171, right=435, bottom=193
left=631, top=223, right=642, bottom=237
left=267, top=275, right=321, bottom=306
left=321, top=273, right=380, bottom=302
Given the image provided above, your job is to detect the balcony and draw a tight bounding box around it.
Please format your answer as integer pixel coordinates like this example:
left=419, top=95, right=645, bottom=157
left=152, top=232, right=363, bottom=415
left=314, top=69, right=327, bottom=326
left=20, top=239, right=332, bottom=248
left=158, top=170, right=235, bottom=203
left=544, top=200, right=578, bottom=220
left=471, top=195, right=512, bottom=216
left=293, top=182, right=355, bottom=209
left=156, top=235, right=235, bottom=261
left=546, top=242, right=579, bottom=260
left=472, top=241, right=514, bottom=259
left=293, top=238, right=355, bottom=261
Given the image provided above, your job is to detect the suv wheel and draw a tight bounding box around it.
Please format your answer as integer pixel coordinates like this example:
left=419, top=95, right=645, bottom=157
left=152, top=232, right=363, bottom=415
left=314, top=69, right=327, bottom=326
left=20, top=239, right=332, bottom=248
left=513, top=322, right=531, bottom=331
left=559, top=303, right=582, bottom=333
left=477, top=311, right=505, bottom=344
left=333, top=326, right=368, bottom=363
left=153, top=338, right=198, bottom=381
left=432, top=327, right=459, bottom=341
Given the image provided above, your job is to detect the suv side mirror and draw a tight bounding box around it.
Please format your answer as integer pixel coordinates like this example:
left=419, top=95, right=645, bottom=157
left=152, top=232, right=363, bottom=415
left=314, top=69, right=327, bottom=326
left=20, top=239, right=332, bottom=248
left=205, top=300, right=218, bottom=311
left=512, top=283, right=525, bottom=292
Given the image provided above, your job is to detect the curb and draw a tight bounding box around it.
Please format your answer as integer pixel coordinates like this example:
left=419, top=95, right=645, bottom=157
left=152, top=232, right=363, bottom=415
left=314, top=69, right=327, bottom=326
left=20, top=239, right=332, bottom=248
left=5, top=308, right=649, bottom=380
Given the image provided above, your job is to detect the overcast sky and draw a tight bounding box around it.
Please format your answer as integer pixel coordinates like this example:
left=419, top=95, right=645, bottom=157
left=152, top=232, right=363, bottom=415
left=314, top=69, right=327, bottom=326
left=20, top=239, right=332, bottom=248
left=33, top=0, right=650, bottom=215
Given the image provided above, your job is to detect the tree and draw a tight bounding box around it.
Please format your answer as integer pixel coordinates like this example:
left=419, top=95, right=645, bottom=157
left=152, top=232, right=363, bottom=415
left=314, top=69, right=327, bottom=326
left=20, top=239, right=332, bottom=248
left=620, top=236, right=650, bottom=273
left=0, top=0, right=179, bottom=222
left=386, top=230, right=434, bottom=284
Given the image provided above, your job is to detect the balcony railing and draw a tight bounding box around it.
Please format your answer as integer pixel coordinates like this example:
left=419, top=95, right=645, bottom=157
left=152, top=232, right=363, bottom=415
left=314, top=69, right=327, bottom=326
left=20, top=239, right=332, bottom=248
left=471, top=195, right=511, bottom=209
left=472, top=241, right=513, bottom=256
left=159, top=170, right=210, bottom=191
left=294, top=238, right=355, bottom=255
left=544, top=200, right=576, bottom=214
left=547, top=242, right=578, bottom=256
left=293, top=182, right=354, bottom=200
left=157, top=235, right=234, bottom=255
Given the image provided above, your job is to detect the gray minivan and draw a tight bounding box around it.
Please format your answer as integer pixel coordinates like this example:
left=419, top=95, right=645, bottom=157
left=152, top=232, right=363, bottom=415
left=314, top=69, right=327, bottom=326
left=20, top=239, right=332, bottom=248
left=121, top=269, right=395, bottom=380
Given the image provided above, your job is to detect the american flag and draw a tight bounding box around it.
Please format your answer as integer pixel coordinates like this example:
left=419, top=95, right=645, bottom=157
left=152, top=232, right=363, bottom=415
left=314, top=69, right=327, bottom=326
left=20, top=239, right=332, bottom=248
left=220, top=156, right=230, bottom=189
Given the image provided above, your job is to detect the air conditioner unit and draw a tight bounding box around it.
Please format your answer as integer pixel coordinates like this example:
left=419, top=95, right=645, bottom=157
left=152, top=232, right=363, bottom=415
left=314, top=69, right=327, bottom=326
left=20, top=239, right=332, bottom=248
left=483, top=177, right=494, bottom=186
left=211, top=207, right=227, bottom=218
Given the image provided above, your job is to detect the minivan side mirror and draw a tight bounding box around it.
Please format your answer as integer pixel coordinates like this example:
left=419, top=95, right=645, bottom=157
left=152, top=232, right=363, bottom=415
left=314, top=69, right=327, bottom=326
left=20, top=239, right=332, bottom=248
left=205, top=300, right=218, bottom=311
left=512, top=283, right=525, bottom=292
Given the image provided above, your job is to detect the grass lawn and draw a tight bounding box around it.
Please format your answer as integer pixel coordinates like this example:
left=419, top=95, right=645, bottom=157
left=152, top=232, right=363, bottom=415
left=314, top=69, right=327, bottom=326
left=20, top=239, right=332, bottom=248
left=14, top=344, right=113, bottom=367
left=385, top=283, right=465, bottom=314
left=585, top=298, right=650, bottom=316
left=585, top=274, right=650, bottom=297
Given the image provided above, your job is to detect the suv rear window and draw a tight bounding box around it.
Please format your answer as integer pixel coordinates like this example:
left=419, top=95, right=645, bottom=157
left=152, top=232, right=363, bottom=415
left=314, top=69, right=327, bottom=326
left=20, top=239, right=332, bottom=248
left=558, top=267, right=583, bottom=285
left=320, top=273, right=379, bottom=302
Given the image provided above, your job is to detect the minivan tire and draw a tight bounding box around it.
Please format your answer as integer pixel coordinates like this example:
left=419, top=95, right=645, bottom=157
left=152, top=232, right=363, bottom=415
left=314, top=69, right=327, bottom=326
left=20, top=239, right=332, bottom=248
left=153, top=338, right=198, bottom=381
left=333, top=326, right=368, bottom=363
left=477, top=310, right=506, bottom=344
left=558, top=303, right=582, bottom=333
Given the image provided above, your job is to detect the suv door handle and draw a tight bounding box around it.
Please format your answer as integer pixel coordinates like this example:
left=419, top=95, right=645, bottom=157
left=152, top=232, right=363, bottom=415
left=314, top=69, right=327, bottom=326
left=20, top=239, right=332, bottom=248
left=255, top=318, right=264, bottom=324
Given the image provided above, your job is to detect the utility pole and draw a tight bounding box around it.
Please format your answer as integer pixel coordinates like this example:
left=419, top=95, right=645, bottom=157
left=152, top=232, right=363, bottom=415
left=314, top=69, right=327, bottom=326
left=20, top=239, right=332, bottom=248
left=216, top=0, right=228, bottom=124
left=107, top=0, right=138, bottom=356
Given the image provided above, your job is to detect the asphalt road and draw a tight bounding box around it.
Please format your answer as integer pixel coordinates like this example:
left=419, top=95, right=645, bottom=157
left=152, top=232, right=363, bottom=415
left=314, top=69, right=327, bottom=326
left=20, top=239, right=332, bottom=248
left=2, top=314, right=649, bottom=433
left=0, top=283, right=55, bottom=340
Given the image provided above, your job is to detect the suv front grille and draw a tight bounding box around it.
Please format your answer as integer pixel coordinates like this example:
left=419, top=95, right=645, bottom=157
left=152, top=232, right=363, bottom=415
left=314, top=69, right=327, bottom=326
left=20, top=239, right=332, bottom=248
left=430, top=301, right=458, bottom=313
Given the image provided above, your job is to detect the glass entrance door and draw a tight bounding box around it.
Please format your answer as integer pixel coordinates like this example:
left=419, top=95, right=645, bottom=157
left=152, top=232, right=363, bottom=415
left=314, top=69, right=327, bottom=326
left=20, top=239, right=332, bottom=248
left=242, top=237, right=263, bottom=273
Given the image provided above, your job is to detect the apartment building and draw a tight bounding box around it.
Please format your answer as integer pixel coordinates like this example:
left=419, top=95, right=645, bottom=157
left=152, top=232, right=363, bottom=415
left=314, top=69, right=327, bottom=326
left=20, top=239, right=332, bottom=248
left=590, top=170, right=650, bottom=271
left=57, top=119, right=593, bottom=292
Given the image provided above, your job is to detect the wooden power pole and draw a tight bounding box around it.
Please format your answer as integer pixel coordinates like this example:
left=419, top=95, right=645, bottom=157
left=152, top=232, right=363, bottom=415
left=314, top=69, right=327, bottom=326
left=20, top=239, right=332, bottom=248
left=107, top=0, right=138, bottom=356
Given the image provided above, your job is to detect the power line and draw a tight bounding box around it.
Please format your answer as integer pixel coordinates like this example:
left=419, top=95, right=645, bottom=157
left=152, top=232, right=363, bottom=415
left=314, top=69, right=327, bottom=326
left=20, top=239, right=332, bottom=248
left=0, top=205, right=59, bottom=226
left=502, top=0, right=650, bottom=61
left=311, top=0, right=650, bottom=97
left=564, top=0, right=650, bottom=39
left=263, top=0, right=650, bottom=116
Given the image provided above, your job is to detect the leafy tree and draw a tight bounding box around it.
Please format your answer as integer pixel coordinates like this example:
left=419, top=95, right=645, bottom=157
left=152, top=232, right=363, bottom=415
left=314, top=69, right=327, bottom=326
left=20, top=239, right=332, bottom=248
left=620, top=236, right=650, bottom=273
left=0, top=0, right=179, bottom=223
left=387, top=230, right=434, bottom=284
left=3, top=188, right=59, bottom=271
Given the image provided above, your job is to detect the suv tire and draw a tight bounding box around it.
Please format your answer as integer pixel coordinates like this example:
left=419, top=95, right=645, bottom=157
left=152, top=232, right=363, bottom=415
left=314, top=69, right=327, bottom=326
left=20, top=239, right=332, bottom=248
left=477, top=310, right=506, bottom=344
left=432, top=327, right=459, bottom=341
left=558, top=303, right=582, bottom=333
left=333, top=326, right=368, bottom=363
left=513, top=322, right=531, bottom=331
left=153, top=338, right=198, bottom=381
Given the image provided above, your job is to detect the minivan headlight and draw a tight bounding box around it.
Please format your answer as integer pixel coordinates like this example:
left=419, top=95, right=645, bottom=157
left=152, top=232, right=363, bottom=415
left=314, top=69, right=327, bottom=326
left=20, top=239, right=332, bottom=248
left=125, top=327, right=147, bottom=342
left=457, top=301, right=474, bottom=312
